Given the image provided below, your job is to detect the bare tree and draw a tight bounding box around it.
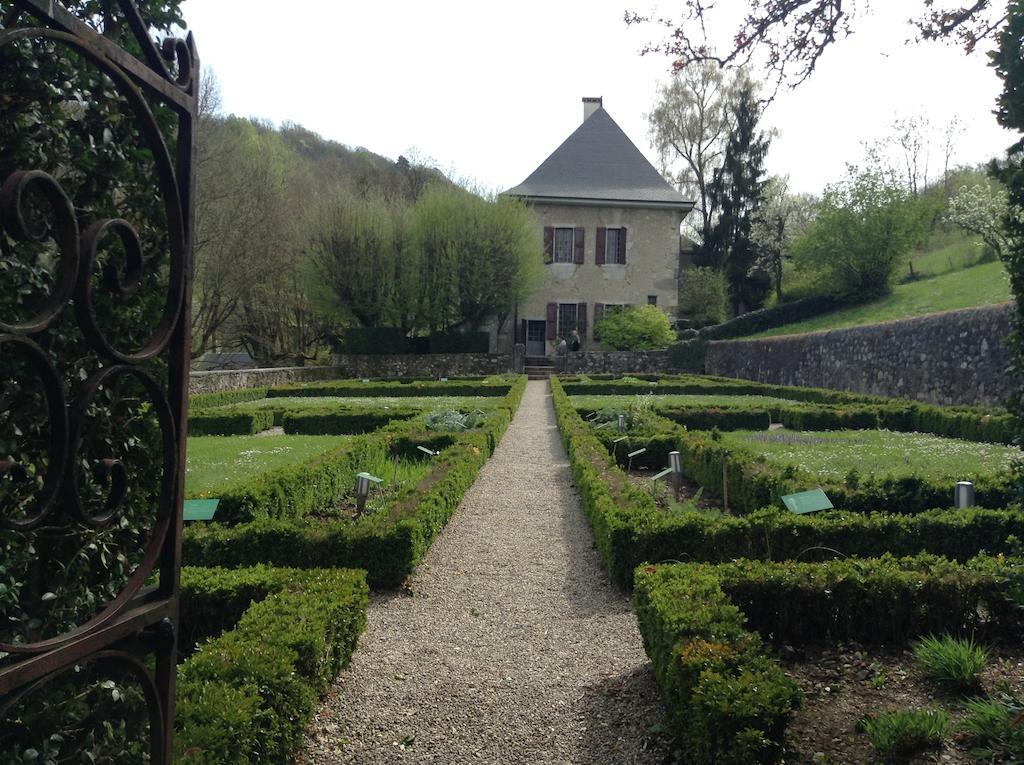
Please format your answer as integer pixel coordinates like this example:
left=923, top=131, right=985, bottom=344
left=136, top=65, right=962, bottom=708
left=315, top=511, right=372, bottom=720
left=626, top=1, right=1006, bottom=92
left=648, top=62, right=744, bottom=244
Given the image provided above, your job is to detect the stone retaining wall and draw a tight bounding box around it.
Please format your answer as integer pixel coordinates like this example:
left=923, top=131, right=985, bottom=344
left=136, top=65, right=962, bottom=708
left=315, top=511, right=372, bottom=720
left=564, top=351, right=671, bottom=375
left=704, top=303, right=1020, bottom=406
left=190, top=354, right=514, bottom=395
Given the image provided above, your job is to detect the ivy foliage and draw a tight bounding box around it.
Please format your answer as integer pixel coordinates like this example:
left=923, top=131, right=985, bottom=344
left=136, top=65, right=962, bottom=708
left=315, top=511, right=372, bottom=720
left=1, top=0, right=186, bottom=759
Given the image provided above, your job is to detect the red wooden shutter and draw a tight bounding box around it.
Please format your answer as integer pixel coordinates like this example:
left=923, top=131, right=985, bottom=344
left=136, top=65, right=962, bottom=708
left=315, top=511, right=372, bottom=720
left=593, top=303, right=604, bottom=340
left=619, top=227, right=627, bottom=264
left=596, top=227, right=606, bottom=265
left=546, top=303, right=557, bottom=339
left=577, top=302, right=588, bottom=336
left=543, top=226, right=554, bottom=264
left=573, top=227, right=585, bottom=264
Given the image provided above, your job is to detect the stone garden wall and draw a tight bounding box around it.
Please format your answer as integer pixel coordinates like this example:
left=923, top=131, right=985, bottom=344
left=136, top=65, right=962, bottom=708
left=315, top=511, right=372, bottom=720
left=189, top=354, right=514, bottom=395
left=563, top=350, right=671, bottom=375
left=704, top=303, right=1019, bottom=406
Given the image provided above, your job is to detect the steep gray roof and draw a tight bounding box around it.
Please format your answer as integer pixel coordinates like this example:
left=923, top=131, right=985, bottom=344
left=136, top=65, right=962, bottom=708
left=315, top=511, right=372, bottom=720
left=505, top=108, right=692, bottom=210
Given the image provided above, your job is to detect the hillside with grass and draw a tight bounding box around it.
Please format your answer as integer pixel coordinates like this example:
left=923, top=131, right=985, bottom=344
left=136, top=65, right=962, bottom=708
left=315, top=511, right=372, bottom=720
left=748, top=230, right=1010, bottom=339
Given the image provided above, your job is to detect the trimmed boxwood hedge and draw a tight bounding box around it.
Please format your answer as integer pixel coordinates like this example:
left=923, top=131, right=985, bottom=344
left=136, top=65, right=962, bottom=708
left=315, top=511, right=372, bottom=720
left=281, top=407, right=419, bottom=435
left=635, top=554, right=1024, bottom=765
left=634, top=564, right=802, bottom=765
left=190, top=387, right=270, bottom=412
left=183, top=376, right=527, bottom=588
left=178, top=564, right=324, bottom=654
left=175, top=567, right=368, bottom=764
left=266, top=378, right=513, bottom=398
left=551, top=376, right=1023, bottom=585
left=188, top=410, right=276, bottom=437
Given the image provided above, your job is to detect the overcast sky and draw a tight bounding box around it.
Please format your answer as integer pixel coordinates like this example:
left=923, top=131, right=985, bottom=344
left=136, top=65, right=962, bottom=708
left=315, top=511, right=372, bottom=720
left=178, top=0, right=1013, bottom=196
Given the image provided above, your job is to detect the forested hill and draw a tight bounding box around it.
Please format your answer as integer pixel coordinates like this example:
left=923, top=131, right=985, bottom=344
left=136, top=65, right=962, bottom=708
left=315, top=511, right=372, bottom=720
left=268, top=119, right=450, bottom=200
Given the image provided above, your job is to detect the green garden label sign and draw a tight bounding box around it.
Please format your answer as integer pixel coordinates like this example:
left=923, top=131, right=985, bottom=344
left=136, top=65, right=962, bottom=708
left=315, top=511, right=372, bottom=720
left=184, top=499, right=221, bottom=521
left=781, top=488, right=833, bottom=514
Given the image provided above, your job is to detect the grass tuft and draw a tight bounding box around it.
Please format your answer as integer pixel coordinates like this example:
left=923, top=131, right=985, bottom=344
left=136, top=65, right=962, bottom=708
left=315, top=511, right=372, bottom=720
left=862, top=708, right=951, bottom=762
left=961, top=692, right=1024, bottom=762
left=912, top=634, right=988, bottom=692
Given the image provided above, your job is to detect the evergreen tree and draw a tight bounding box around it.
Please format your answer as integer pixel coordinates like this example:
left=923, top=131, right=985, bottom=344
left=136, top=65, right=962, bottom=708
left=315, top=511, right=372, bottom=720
left=700, top=83, right=772, bottom=315
left=990, top=0, right=1024, bottom=413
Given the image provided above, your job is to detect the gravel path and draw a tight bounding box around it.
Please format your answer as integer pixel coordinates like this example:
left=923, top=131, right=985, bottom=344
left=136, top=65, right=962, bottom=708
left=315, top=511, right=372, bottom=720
left=300, top=380, right=672, bottom=765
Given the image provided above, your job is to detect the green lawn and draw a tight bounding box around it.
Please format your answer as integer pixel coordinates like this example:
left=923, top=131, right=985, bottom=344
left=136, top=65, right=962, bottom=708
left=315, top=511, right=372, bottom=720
left=185, top=434, right=352, bottom=496
left=218, top=395, right=498, bottom=412
left=570, top=394, right=799, bottom=409
left=722, top=429, right=1019, bottom=481
left=750, top=260, right=1010, bottom=339
left=902, top=233, right=989, bottom=281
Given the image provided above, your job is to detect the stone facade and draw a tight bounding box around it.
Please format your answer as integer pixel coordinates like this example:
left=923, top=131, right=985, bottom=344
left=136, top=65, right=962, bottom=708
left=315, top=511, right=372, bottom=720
left=189, top=354, right=515, bottom=395
left=499, top=203, right=684, bottom=354
left=704, top=303, right=1020, bottom=407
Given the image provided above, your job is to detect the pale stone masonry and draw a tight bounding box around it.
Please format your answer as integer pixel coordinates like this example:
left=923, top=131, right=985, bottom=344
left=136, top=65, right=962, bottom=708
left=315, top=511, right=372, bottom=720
left=499, top=97, right=694, bottom=355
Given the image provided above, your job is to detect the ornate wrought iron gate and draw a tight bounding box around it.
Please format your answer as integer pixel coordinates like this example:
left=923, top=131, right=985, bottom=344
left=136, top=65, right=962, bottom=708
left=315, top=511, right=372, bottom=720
left=0, top=1, right=196, bottom=761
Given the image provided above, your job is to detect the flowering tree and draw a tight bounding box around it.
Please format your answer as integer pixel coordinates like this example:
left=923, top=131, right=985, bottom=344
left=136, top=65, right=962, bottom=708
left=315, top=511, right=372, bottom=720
left=945, top=182, right=1011, bottom=260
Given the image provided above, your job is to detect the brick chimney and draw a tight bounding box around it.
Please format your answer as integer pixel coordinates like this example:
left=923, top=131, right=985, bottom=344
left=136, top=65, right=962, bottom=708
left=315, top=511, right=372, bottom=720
left=583, top=96, right=603, bottom=122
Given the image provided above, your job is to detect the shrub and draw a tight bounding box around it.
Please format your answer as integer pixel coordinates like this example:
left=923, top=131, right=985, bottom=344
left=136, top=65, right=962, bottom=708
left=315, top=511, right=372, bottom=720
left=862, top=709, right=951, bottom=762
left=594, top=304, right=677, bottom=350
left=912, top=634, right=989, bottom=692
left=792, top=169, right=925, bottom=302
left=423, top=409, right=487, bottom=432
left=667, top=337, right=706, bottom=372
left=679, top=266, right=729, bottom=325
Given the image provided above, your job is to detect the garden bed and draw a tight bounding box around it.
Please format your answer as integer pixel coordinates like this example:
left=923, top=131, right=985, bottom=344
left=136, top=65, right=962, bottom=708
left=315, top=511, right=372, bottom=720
left=721, top=428, right=1019, bottom=484
left=782, top=643, right=1024, bottom=764
left=185, top=434, right=353, bottom=497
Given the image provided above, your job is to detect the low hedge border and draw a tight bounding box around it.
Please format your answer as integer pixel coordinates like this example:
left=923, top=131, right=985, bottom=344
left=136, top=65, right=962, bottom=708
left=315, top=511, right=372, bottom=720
left=190, top=387, right=270, bottom=412
left=634, top=563, right=801, bottom=765
left=266, top=378, right=514, bottom=399
left=182, top=376, right=527, bottom=588
left=281, top=408, right=419, bottom=435
left=634, top=553, right=1024, bottom=765
left=188, top=410, right=276, bottom=437
left=175, top=566, right=368, bottom=764
left=178, top=564, right=327, bottom=654
left=551, top=376, right=1023, bottom=585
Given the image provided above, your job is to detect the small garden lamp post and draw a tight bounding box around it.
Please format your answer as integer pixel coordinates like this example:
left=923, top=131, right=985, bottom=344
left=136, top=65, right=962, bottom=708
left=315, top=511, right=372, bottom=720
left=617, top=414, right=626, bottom=433
left=669, top=450, right=682, bottom=500
left=955, top=481, right=975, bottom=509
left=355, top=471, right=383, bottom=515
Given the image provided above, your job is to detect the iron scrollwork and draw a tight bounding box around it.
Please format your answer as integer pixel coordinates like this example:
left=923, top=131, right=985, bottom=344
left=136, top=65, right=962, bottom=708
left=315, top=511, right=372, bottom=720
left=0, top=1, right=197, bottom=762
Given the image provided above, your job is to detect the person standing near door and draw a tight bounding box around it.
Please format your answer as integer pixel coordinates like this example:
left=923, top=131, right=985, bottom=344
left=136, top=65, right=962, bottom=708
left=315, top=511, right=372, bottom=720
left=570, top=329, right=581, bottom=352
left=556, top=336, right=568, bottom=372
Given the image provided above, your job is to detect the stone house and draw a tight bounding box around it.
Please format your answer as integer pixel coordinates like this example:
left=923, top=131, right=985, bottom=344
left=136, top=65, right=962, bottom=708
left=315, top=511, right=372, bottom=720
left=501, top=97, right=694, bottom=356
